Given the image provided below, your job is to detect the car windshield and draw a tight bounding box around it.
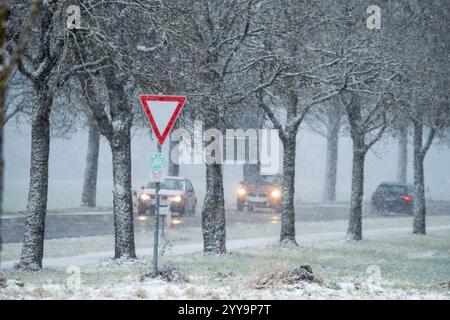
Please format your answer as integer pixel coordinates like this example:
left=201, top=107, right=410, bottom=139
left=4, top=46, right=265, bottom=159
left=257, top=176, right=280, bottom=185
left=381, top=185, right=408, bottom=194
left=146, top=179, right=184, bottom=190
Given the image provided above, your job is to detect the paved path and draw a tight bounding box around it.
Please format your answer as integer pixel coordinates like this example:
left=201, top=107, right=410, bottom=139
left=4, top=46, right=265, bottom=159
left=1, top=225, right=448, bottom=270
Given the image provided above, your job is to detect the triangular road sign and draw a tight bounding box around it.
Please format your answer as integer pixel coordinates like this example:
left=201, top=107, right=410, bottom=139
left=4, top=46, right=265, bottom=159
left=139, top=95, right=186, bottom=145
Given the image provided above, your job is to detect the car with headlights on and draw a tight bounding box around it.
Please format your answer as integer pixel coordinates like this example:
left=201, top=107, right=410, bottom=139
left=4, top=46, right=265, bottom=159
left=137, top=176, right=197, bottom=216
left=236, top=174, right=282, bottom=212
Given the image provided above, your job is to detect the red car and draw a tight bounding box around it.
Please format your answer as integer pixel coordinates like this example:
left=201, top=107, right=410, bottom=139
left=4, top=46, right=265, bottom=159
left=236, top=175, right=282, bottom=212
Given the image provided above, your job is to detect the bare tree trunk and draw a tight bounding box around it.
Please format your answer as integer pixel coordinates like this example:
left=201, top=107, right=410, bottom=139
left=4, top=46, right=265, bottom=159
left=413, top=122, right=426, bottom=235
left=168, top=138, right=180, bottom=177
left=397, top=126, right=408, bottom=184
left=242, top=108, right=263, bottom=184
left=0, top=86, right=5, bottom=253
left=280, top=136, right=298, bottom=246
left=16, top=90, right=52, bottom=270
left=79, top=67, right=136, bottom=260
left=110, top=131, right=136, bottom=259
left=168, top=120, right=180, bottom=176
left=243, top=163, right=260, bottom=183
left=81, top=119, right=100, bottom=207
left=346, top=139, right=365, bottom=241
left=0, top=5, right=5, bottom=258
left=100, top=63, right=137, bottom=260
left=202, top=162, right=226, bottom=253
left=323, top=111, right=340, bottom=203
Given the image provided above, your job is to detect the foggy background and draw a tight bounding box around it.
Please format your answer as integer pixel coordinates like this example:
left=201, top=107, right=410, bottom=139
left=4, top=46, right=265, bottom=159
left=4, top=120, right=450, bottom=212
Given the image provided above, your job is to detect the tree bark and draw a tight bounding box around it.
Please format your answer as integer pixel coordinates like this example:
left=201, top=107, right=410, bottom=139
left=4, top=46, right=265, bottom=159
left=168, top=138, right=180, bottom=177
left=413, top=122, right=426, bottom=235
left=100, top=62, right=137, bottom=260
left=79, top=66, right=137, bottom=260
left=346, top=139, right=366, bottom=241
left=81, top=118, right=100, bottom=207
left=201, top=105, right=226, bottom=254
left=243, top=163, right=260, bottom=183
left=202, top=162, right=226, bottom=253
left=397, top=126, right=408, bottom=184
left=168, top=120, right=180, bottom=177
left=323, top=111, right=340, bottom=203
left=110, top=130, right=136, bottom=259
left=16, top=90, right=52, bottom=270
left=280, top=136, right=298, bottom=246
left=0, top=84, right=5, bottom=252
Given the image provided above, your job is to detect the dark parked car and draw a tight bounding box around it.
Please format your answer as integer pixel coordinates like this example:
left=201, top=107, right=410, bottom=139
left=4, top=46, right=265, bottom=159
left=371, top=182, right=413, bottom=215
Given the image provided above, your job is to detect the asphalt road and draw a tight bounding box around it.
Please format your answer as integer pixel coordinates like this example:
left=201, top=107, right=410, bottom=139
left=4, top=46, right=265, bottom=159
left=3, top=224, right=450, bottom=270
left=1, top=201, right=449, bottom=243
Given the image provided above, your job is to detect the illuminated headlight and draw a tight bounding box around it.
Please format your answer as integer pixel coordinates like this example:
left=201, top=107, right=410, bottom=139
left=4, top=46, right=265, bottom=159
left=140, top=194, right=151, bottom=201
left=270, top=189, right=281, bottom=199
left=169, top=195, right=182, bottom=203
left=237, top=188, right=246, bottom=196
left=171, top=218, right=183, bottom=225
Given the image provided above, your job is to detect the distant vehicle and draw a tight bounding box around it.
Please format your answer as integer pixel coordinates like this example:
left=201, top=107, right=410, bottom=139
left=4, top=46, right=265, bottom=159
left=371, top=182, right=413, bottom=215
left=137, top=176, right=197, bottom=216
left=236, top=174, right=282, bottom=212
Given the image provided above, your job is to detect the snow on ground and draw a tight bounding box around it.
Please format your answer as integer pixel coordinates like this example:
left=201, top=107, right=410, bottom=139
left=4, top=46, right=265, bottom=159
left=1, top=223, right=450, bottom=300
left=2, top=215, right=449, bottom=266
left=1, top=224, right=450, bottom=269
left=1, top=274, right=449, bottom=300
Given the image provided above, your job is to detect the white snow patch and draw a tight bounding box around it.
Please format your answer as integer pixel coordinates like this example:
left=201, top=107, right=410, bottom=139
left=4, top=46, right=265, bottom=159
left=2, top=276, right=449, bottom=300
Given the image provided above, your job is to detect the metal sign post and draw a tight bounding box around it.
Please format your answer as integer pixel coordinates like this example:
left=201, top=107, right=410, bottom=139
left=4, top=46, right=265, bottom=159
left=152, top=144, right=162, bottom=277
left=139, top=94, right=186, bottom=278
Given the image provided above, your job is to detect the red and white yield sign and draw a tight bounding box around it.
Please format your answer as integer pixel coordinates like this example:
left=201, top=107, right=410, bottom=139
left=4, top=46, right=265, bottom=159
left=139, top=95, right=186, bottom=145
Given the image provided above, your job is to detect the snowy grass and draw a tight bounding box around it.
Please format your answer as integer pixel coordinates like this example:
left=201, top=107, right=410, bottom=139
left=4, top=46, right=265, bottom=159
left=2, top=215, right=449, bottom=263
left=159, top=231, right=450, bottom=288
left=1, top=216, right=449, bottom=299
left=1, top=232, right=449, bottom=299
left=3, top=206, right=114, bottom=216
